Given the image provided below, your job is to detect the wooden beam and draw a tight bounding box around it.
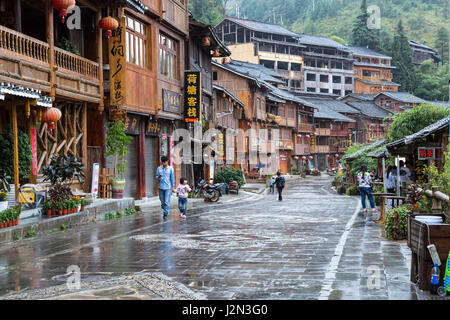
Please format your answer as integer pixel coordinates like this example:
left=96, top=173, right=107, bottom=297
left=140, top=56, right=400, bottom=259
left=46, top=0, right=55, bottom=100
left=15, top=0, right=22, bottom=32
left=37, top=151, right=47, bottom=173
left=81, top=102, right=87, bottom=191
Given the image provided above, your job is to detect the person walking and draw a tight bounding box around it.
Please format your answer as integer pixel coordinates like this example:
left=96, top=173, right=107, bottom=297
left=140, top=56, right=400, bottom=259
left=386, top=165, right=397, bottom=194
left=399, top=160, right=411, bottom=184
left=175, top=177, right=191, bottom=219
left=275, top=171, right=285, bottom=201
left=156, top=156, right=175, bottom=219
left=269, top=175, right=276, bottom=194
left=357, top=165, right=378, bottom=216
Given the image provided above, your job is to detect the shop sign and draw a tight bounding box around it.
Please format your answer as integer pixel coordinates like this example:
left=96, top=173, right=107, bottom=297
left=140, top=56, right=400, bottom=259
left=124, top=114, right=140, bottom=135
left=217, top=133, right=225, bottom=162
left=109, top=17, right=126, bottom=106
left=418, top=147, right=435, bottom=160
left=91, top=163, right=100, bottom=198
left=146, top=120, right=161, bottom=135
left=184, top=71, right=202, bottom=123
left=348, top=133, right=352, bottom=146
left=310, top=136, right=315, bottom=152
left=163, top=89, right=182, bottom=114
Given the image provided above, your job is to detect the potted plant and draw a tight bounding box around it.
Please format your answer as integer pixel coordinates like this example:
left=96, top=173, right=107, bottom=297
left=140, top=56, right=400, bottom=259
left=80, top=198, right=86, bottom=212
left=14, top=205, right=21, bottom=225
left=0, top=211, right=4, bottom=228
left=105, top=121, right=133, bottom=199
left=43, top=201, right=52, bottom=217
left=55, top=202, right=63, bottom=216
left=0, top=191, right=8, bottom=212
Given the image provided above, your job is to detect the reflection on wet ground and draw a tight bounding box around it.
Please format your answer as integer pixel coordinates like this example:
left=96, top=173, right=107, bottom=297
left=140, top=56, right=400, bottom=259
left=0, top=176, right=423, bottom=299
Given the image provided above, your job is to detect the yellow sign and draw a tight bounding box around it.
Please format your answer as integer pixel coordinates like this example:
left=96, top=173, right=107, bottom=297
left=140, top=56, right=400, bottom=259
left=184, top=71, right=202, bottom=123
left=311, top=136, right=315, bottom=152
left=109, top=17, right=126, bottom=106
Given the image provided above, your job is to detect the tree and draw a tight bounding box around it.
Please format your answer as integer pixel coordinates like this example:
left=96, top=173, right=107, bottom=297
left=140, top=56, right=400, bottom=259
left=350, top=0, right=380, bottom=50
left=189, top=0, right=228, bottom=25
left=387, top=103, right=449, bottom=142
left=435, top=27, right=449, bottom=64
left=415, top=60, right=449, bottom=101
left=390, top=20, right=417, bottom=92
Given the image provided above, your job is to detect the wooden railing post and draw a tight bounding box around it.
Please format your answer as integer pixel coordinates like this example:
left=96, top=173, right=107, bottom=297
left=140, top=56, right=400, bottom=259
left=431, top=186, right=442, bottom=214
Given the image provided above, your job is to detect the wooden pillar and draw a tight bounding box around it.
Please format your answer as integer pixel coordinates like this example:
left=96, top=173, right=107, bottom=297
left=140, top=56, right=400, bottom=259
left=15, top=0, right=22, bottom=32
left=12, top=99, right=19, bottom=201
left=82, top=102, right=88, bottom=191
left=138, top=118, right=146, bottom=200
left=96, top=10, right=104, bottom=113
left=46, top=1, right=55, bottom=100
left=28, top=103, right=37, bottom=184
left=101, top=111, right=107, bottom=169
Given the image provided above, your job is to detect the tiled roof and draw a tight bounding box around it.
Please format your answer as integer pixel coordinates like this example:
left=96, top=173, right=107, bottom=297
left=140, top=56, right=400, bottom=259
left=341, top=93, right=376, bottom=101
left=0, top=82, right=52, bottom=107
left=427, top=100, right=450, bottom=108
left=345, top=101, right=392, bottom=119
left=376, top=91, right=427, bottom=104
left=214, top=60, right=286, bottom=85
left=343, top=139, right=386, bottom=160
left=297, top=34, right=348, bottom=51
left=356, top=79, right=400, bottom=86
left=347, top=46, right=392, bottom=59
left=221, top=17, right=299, bottom=38
left=212, top=84, right=245, bottom=107
left=301, top=97, right=360, bottom=114
left=409, top=40, right=437, bottom=52
left=299, top=97, right=356, bottom=122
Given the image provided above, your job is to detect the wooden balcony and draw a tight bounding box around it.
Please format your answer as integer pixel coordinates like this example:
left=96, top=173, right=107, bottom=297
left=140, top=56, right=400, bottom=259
left=315, top=128, right=330, bottom=136
left=298, top=123, right=314, bottom=133
left=331, top=129, right=349, bottom=136
left=0, top=25, right=101, bottom=103
left=295, top=143, right=310, bottom=155
left=312, top=145, right=330, bottom=153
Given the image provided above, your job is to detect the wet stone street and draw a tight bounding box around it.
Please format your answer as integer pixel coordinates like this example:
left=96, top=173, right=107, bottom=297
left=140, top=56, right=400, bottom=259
left=0, top=176, right=419, bottom=300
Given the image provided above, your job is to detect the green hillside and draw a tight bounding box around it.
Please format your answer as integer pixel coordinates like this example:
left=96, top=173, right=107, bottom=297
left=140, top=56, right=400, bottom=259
left=226, top=0, right=447, bottom=52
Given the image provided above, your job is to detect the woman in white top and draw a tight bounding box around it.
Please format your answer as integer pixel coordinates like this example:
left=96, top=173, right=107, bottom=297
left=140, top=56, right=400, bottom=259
left=386, top=165, right=397, bottom=194
left=357, top=165, right=378, bottom=215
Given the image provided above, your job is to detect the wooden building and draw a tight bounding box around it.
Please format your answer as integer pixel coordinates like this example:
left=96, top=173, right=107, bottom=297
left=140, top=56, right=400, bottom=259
left=348, top=46, right=399, bottom=95
left=214, top=17, right=305, bottom=90
left=374, top=91, right=427, bottom=114
left=409, top=40, right=440, bottom=67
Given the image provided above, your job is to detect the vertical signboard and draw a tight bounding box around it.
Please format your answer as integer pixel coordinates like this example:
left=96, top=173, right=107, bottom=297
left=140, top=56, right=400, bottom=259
left=348, top=133, right=352, bottom=147
left=310, top=135, right=315, bottom=152
left=109, top=17, right=126, bottom=106
left=91, top=163, right=100, bottom=198
left=184, top=71, right=202, bottom=123
left=218, top=133, right=225, bottom=164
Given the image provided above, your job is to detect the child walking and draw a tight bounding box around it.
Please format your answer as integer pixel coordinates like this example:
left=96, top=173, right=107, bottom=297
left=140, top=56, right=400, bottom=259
left=175, top=177, right=191, bottom=219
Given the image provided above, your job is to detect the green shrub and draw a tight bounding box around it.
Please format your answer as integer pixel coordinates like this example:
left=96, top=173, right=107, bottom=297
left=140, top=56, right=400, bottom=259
left=0, top=126, right=32, bottom=182
left=60, top=224, right=67, bottom=231
left=214, top=167, right=245, bottom=186
left=25, top=230, right=36, bottom=238
left=337, top=185, right=346, bottom=195
left=345, top=185, right=360, bottom=196
left=385, top=205, right=412, bottom=240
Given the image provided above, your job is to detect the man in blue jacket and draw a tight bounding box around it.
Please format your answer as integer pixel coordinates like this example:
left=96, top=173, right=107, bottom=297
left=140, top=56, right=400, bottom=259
left=156, top=156, right=175, bottom=218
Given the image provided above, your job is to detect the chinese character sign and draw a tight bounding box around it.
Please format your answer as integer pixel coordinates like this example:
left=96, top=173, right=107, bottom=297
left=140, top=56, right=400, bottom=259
left=184, top=71, right=202, bottom=123
left=418, top=147, right=435, bottom=160
left=310, top=136, right=315, bottom=152
left=109, top=17, right=126, bottom=106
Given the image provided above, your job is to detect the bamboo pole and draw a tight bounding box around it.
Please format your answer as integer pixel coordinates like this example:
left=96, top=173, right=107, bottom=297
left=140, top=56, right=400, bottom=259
left=12, top=98, right=19, bottom=201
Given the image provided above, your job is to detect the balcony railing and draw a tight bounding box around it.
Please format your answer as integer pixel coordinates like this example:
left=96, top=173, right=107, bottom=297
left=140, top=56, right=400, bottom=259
left=0, top=24, right=99, bottom=81
left=331, top=129, right=349, bottom=136
left=298, top=123, right=314, bottom=133
left=315, top=128, right=330, bottom=136
left=0, top=25, right=49, bottom=65
left=313, top=145, right=330, bottom=153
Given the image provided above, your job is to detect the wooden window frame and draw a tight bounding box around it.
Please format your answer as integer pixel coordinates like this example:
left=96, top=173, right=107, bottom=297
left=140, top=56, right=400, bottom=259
left=126, top=15, right=147, bottom=69
left=159, top=32, right=179, bottom=80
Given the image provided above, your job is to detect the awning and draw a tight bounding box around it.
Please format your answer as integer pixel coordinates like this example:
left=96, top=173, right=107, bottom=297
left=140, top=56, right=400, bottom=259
left=0, top=82, right=52, bottom=107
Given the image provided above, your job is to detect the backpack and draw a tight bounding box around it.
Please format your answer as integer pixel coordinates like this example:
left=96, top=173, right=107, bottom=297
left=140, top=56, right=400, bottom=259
left=278, top=176, right=285, bottom=188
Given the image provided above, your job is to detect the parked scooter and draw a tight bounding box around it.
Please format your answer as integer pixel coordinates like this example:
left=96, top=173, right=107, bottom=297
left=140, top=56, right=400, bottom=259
left=193, top=180, right=222, bottom=202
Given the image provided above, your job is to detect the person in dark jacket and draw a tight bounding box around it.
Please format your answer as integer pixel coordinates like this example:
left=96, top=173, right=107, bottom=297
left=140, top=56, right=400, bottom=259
left=274, top=171, right=285, bottom=201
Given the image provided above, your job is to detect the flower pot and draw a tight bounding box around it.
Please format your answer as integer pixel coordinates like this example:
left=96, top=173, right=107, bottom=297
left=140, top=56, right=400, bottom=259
left=81, top=206, right=84, bottom=212
left=111, top=179, right=126, bottom=199
left=52, top=208, right=56, bottom=215
left=0, top=223, right=3, bottom=228
left=15, top=218, right=19, bottom=226
left=47, top=210, right=52, bottom=217
left=8, top=220, right=13, bottom=227
left=58, top=210, right=63, bottom=216
left=0, top=201, right=7, bottom=212
left=64, top=209, right=68, bottom=215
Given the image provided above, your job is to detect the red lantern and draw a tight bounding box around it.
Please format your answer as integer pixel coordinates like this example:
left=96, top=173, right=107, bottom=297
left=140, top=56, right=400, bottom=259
left=335, top=154, right=339, bottom=157
left=41, top=107, right=62, bottom=135
left=306, top=134, right=310, bottom=139
left=302, top=156, right=306, bottom=160
left=52, top=0, right=76, bottom=24
left=99, top=16, right=119, bottom=40
left=309, top=156, right=313, bottom=160
left=202, top=36, right=211, bottom=47
left=294, top=156, right=299, bottom=160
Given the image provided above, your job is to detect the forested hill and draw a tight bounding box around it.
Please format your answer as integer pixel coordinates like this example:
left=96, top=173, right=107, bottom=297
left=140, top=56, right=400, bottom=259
left=223, top=0, right=447, bottom=49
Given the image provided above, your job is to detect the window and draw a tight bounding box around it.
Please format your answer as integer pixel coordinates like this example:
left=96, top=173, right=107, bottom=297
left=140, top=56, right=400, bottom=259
left=363, top=70, right=371, bottom=77
left=291, top=63, right=302, bottom=71
left=307, top=87, right=316, bottom=92
left=290, top=80, right=302, bottom=88
left=277, top=61, right=289, bottom=70
left=159, top=33, right=178, bottom=79
left=287, top=106, right=295, bottom=118
left=320, top=75, right=329, bottom=83
left=306, top=73, right=316, bottom=81
left=213, top=71, right=218, bottom=81
left=332, top=76, right=341, bottom=83
left=260, top=59, right=275, bottom=69
left=345, top=77, right=353, bottom=84
left=317, top=60, right=328, bottom=68
left=278, top=105, right=285, bottom=117
left=345, top=90, right=353, bottom=95
left=305, top=59, right=316, bottom=67
left=333, top=89, right=342, bottom=96
left=126, top=16, right=147, bottom=68
left=283, top=129, right=292, bottom=139
left=320, top=88, right=329, bottom=93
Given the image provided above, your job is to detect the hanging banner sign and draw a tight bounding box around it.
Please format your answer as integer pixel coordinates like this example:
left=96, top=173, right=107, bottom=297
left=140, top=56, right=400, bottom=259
left=109, top=17, right=126, bottom=106
left=30, top=128, right=37, bottom=175
left=163, top=89, right=182, bottom=114
left=91, top=163, right=100, bottom=198
left=218, top=133, right=225, bottom=162
left=418, top=147, right=435, bottom=160
left=184, top=71, right=202, bottom=123
left=310, top=136, right=315, bottom=152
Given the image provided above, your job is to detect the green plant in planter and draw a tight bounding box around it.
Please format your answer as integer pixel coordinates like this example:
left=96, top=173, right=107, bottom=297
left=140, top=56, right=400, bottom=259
left=345, top=185, right=360, bottom=196
left=42, top=154, right=85, bottom=186
left=214, top=167, right=245, bottom=187
left=0, top=191, right=7, bottom=201
left=0, top=126, right=32, bottom=182
left=0, top=173, right=11, bottom=192
left=105, top=121, right=133, bottom=197
left=385, top=205, right=412, bottom=240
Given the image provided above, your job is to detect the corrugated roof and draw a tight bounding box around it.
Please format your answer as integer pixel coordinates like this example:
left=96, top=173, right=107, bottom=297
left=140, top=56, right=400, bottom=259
left=345, top=101, right=393, bottom=119
left=221, top=17, right=299, bottom=38
left=376, top=91, right=427, bottom=104
left=347, top=46, right=392, bottom=59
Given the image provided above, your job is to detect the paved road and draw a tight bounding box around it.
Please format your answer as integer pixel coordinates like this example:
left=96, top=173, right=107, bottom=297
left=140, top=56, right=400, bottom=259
left=0, top=176, right=419, bottom=299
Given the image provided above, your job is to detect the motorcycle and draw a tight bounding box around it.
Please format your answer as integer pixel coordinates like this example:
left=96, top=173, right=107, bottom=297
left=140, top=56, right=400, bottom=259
left=193, top=180, right=222, bottom=202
